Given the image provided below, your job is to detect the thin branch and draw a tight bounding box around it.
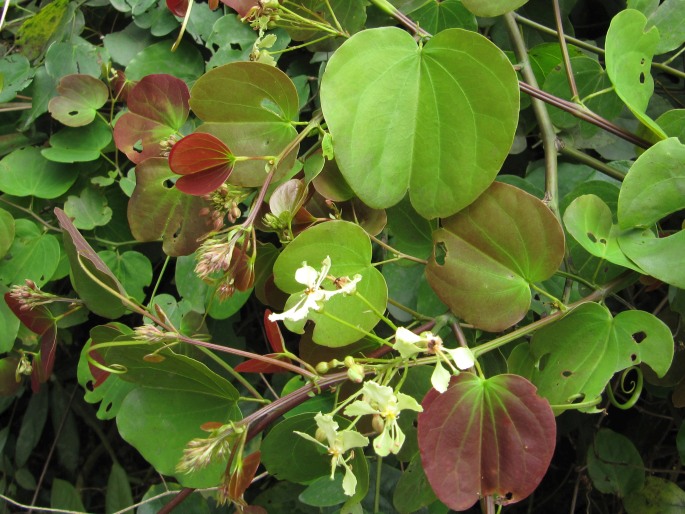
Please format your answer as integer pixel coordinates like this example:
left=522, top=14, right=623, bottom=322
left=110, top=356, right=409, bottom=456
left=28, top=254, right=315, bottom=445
left=553, top=0, right=578, bottom=100
left=557, top=141, right=627, bottom=181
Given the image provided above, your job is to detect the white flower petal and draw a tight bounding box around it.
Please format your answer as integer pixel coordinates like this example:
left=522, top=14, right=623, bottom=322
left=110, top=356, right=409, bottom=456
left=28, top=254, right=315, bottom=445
left=314, top=413, right=339, bottom=445
left=342, top=462, right=358, bottom=496
left=446, top=347, right=475, bottom=370
left=360, top=381, right=395, bottom=408
left=340, top=430, right=369, bottom=452
left=344, top=400, right=379, bottom=417
left=392, top=338, right=423, bottom=359
left=431, top=360, right=451, bottom=393
left=395, top=327, right=423, bottom=345
left=295, top=264, right=319, bottom=287
left=396, top=392, right=423, bottom=413
left=372, top=426, right=395, bottom=457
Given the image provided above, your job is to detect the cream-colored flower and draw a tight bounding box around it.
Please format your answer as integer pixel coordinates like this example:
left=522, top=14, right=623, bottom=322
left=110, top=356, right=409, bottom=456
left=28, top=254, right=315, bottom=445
left=294, top=413, right=368, bottom=496
left=269, top=256, right=361, bottom=323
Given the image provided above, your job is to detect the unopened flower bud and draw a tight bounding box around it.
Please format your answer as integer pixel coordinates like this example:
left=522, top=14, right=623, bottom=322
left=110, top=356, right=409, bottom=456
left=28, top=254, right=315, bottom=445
left=328, top=359, right=343, bottom=369
left=315, top=361, right=329, bottom=374
left=343, top=356, right=355, bottom=368
left=315, top=427, right=327, bottom=443
left=347, top=363, right=365, bottom=383
left=372, top=414, right=385, bottom=434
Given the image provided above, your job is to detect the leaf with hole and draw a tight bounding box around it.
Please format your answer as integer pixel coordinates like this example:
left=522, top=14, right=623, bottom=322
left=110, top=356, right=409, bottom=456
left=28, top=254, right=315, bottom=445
left=417, top=373, right=556, bottom=510
left=113, top=74, right=190, bottom=164
left=128, top=158, right=209, bottom=256
left=320, top=27, right=519, bottom=219
left=605, top=9, right=666, bottom=139
left=48, top=74, right=109, bottom=127
left=169, top=132, right=235, bottom=195
left=426, top=182, right=565, bottom=332
left=189, top=62, right=299, bottom=187
left=531, top=302, right=673, bottom=412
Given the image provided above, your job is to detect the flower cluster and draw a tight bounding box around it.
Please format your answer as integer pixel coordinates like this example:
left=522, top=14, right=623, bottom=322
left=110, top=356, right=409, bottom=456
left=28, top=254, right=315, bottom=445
left=268, top=256, right=361, bottom=323
left=393, top=327, right=475, bottom=393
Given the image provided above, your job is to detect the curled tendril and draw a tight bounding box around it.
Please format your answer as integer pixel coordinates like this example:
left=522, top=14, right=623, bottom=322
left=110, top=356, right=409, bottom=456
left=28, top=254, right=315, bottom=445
left=605, top=366, right=643, bottom=410
left=87, top=340, right=146, bottom=375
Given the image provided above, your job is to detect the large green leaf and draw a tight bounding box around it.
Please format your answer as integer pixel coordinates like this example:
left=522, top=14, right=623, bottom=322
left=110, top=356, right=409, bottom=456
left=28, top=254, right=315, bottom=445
left=189, top=62, right=299, bottom=187
left=618, top=138, right=685, bottom=229
left=272, top=220, right=388, bottom=347
left=320, top=27, right=519, bottom=219
left=41, top=119, right=112, bottom=163
left=406, top=0, right=477, bottom=33
left=128, top=158, right=209, bottom=256
left=0, top=219, right=60, bottom=287
left=0, top=147, right=79, bottom=199
left=618, top=228, right=685, bottom=288
left=563, top=195, right=644, bottom=273
left=605, top=9, right=666, bottom=139
left=531, top=302, right=674, bottom=411
left=125, top=40, right=205, bottom=83
left=587, top=429, right=644, bottom=497
left=642, top=0, right=685, bottom=54
left=426, top=182, right=565, bottom=332
left=460, top=0, right=528, bottom=16
left=625, top=477, right=685, bottom=514
left=417, top=373, right=556, bottom=510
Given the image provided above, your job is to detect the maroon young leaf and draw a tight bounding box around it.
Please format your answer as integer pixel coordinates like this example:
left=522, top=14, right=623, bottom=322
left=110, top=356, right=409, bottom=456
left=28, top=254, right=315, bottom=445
left=113, top=74, right=189, bottom=164
left=220, top=0, right=260, bottom=17
left=264, top=309, right=285, bottom=353
left=169, top=132, right=235, bottom=195
left=31, top=326, right=57, bottom=392
left=48, top=74, right=109, bottom=127
left=418, top=373, right=556, bottom=510
left=5, top=293, right=54, bottom=335
left=88, top=349, right=110, bottom=389
left=166, top=0, right=189, bottom=16
left=235, top=311, right=291, bottom=373
left=228, top=451, right=261, bottom=501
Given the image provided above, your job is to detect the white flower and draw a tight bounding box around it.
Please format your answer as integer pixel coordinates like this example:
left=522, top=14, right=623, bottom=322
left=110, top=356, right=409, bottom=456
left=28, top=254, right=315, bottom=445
left=269, top=256, right=362, bottom=323
left=294, top=413, right=368, bottom=496
left=344, top=381, right=422, bottom=457
left=392, top=328, right=476, bottom=394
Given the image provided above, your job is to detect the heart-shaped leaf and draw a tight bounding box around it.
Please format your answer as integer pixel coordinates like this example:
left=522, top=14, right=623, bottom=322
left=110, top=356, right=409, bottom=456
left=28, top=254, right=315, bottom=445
left=189, top=62, right=299, bottom=187
left=0, top=219, right=60, bottom=287
left=48, top=74, right=109, bottom=127
left=0, top=147, right=79, bottom=199
left=272, top=220, right=388, bottom=347
left=41, top=118, right=112, bottom=163
left=128, top=158, right=210, bottom=256
left=320, top=27, right=519, bottom=219
left=563, top=195, right=644, bottom=273
left=460, top=0, right=529, bottom=16
left=618, top=228, right=685, bottom=288
left=587, top=429, right=644, bottom=497
left=618, top=138, right=685, bottom=229
left=113, top=74, right=190, bottom=164
left=169, top=132, right=235, bottom=195
left=531, top=302, right=674, bottom=410
left=605, top=9, right=666, bottom=139
left=426, top=182, right=565, bottom=332
left=417, top=373, right=556, bottom=510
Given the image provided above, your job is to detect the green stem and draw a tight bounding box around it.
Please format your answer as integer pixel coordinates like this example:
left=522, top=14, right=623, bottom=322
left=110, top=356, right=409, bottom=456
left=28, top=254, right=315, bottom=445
left=374, top=456, right=383, bottom=514
left=354, top=291, right=397, bottom=331
left=147, top=255, right=171, bottom=308
left=580, top=86, right=616, bottom=104
left=530, top=283, right=567, bottom=311
left=558, top=141, right=626, bottom=181
left=370, top=234, right=428, bottom=265
left=553, top=0, right=578, bottom=100
left=320, top=309, right=390, bottom=347
left=0, top=197, right=61, bottom=232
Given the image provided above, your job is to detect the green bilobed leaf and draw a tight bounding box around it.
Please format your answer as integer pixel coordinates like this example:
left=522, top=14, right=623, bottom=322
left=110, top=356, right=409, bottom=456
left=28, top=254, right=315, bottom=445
left=125, top=40, right=204, bottom=83
left=0, top=208, right=15, bottom=259
left=189, top=62, right=299, bottom=187
left=0, top=219, right=60, bottom=287
left=320, top=27, right=519, bottom=219
left=655, top=109, right=685, bottom=143
left=563, top=195, right=643, bottom=273
left=45, top=38, right=106, bottom=79
left=393, top=453, right=437, bottom=513
left=531, top=303, right=674, bottom=411
left=128, top=158, right=208, bottom=256
left=644, top=0, right=685, bottom=54
left=272, top=220, right=388, bottom=347
left=64, top=187, right=113, bottom=230
left=106, top=463, right=133, bottom=514
left=48, top=74, right=109, bottom=127
left=42, top=119, right=112, bottom=163
left=460, top=0, right=529, bottom=16
left=618, top=138, right=685, bottom=229
left=0, top=54, right=34, bottom=103
left=624, top=477, right=685, bottom=514
left=0, top=147, right=79, bottom=198
left=605, top=9, right=666, bottom=139
left=404, top=0, right=477, bottom=34
left=586, top=429, right=644, bottom=497
left=104, top=22, right=155, bottom=66
left=417, top=373, right=556, bottom=511
left=543, top=56, right=622, bottom=136
left=50, top=478, right=86, bottom=512
left=99, top=251, right=153, bottom=303
left=618, top=229, right=685, bottom=288
left=55, top=208, right=127, bottom=319
left=426, top=182, right=565, bottom=332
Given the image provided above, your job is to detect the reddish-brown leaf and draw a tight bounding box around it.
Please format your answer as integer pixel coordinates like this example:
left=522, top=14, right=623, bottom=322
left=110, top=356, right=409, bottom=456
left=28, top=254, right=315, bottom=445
left=166, top=0, right=189, bottom=16
left=228, top=451, right=261, bottom=501
left=418, top=373, right=556, bottom=510
left=235, top=311, right=291, bottom=373
left=264, top=310, right=285, bottom=353
left=4, top=293, right=54, bottom=335
left=170, top=132, right=235, bottom=195
left=219, top=0, right=260, bottom=17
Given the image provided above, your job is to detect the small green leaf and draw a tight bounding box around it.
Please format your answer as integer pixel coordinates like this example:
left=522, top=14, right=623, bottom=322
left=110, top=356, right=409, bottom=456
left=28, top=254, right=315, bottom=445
left=0, top=54, right=34, bottom=103
left=125, top=40, right=205, bottom=83
left=103, top=22, right=155, bottom=67
left=605, top=9, right=666, bottom=139
left=64, top=187, right=113, bottom=230
left=407, top=0, right=477, bottom=33
left=320, top=27, right=519, bottom=219
left=41, top=119, right=112, bottom=163
left=531, top=303, right=674, bottom=411
left=99, top=250, right=153, bottom=303
left=48, top=74, right=109, bottom=127
left=426, top=182, right=565, bottom=332
left=587, top=429, right=644, bottom=497
left=624, top=477, right=685, bottom=514
left=45, top=38, right=106, bottom=79
left=0, top=147, right=79, bottom=198
left=50, top=478, right=86, bottom=512
left=106, top=463, right=134, bottom=513
left=0, top=219, right=60, bottom=287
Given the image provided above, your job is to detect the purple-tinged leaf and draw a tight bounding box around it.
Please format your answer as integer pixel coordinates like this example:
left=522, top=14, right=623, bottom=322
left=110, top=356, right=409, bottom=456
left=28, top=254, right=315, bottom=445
left=113, top=74, right=189, bottom=164
left=418, top=373, right=556, bottom=510
left=48, top=74, right=109, bottom=127
left=166, top=0, right=189, bottom=17
left=169, top=132, right=235, bottom=195
left=220, top=0, right=259, bottom=17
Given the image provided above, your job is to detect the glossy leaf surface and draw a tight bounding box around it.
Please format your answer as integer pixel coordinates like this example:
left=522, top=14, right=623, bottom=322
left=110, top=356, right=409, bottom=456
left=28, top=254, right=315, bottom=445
left=320, top=27, right=519, bottom=219
left=531, top=302, right=673, bottom=410
left=48, top=74, right=109, bottom=127
left=426, top=182, right=565, bottom=331
left=272, top=220, right=388, bottom=347
left=169, top=132, right=234, bottom=195
left=418, top=373, right=556, bottom=510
